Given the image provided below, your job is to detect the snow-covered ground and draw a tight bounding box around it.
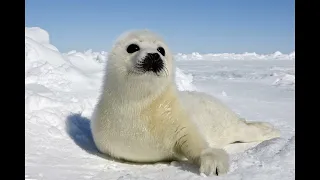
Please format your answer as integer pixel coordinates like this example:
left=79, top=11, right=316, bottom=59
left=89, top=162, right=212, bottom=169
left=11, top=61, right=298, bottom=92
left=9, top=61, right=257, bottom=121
left=25, top=27, right=295, bottom=180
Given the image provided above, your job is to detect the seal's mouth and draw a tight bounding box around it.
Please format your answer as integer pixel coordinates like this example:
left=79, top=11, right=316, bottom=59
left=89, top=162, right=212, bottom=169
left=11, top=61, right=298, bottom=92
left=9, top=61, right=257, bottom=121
left=134, top=53, right=167, bottom=76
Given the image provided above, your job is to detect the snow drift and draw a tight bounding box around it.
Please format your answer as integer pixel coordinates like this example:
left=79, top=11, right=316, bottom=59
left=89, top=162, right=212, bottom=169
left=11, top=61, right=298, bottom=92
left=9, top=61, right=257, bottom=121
left=25, top=27, right=294, bottom=180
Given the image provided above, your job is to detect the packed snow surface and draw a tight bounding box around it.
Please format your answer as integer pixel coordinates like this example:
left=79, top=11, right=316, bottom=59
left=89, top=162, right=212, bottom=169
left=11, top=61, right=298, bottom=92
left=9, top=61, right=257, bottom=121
left=174, top=51, right=295, bottom=61
left=25, top=27, right=295, bottom=180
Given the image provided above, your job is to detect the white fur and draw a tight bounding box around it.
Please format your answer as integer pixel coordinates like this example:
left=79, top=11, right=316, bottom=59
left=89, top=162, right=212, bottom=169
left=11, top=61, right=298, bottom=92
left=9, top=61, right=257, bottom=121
left=90, top=30, right=280, bottom=176
left=179, top=91, right=281, bottom=149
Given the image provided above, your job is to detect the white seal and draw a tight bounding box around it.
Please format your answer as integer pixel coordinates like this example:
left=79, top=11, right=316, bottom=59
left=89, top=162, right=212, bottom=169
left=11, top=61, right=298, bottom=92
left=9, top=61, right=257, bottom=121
left=90, top=29, right=280, bottom=176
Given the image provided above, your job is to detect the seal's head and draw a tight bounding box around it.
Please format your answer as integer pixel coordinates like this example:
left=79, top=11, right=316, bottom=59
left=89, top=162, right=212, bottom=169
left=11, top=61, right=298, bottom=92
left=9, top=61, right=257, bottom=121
left=105, top=30, right=175, bottom=98
left=107, top=30, right=173, bottom=78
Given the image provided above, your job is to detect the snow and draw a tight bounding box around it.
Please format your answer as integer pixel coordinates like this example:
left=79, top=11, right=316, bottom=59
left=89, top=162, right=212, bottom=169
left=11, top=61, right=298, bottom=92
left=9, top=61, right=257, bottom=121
left=175, top=51, right=295, bottom=61
left=25, top=27, right=295, bottom=180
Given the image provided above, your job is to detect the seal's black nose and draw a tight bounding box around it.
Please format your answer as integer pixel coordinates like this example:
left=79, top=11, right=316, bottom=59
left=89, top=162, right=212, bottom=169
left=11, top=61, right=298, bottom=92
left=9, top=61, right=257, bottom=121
left=147, top=53, right=160, bottom=60
left=140, top=52, right=164, bottom=73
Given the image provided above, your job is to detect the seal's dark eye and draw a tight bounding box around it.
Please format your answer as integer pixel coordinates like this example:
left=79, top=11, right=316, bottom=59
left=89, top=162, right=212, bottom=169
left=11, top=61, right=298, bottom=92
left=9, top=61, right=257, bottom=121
left=126, top=44, right=140, bottom=54
left=157, top=47, right=165, bottom=56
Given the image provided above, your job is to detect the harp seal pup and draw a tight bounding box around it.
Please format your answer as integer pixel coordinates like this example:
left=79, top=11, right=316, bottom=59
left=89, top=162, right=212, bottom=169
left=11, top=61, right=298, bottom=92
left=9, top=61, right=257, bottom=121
left=90, top=29, right=280, bottom=176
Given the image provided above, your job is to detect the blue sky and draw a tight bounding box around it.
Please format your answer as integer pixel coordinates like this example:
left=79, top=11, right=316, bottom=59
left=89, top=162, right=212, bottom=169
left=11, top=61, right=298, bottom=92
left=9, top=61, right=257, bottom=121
left=25, top=0, right=295, bottom=54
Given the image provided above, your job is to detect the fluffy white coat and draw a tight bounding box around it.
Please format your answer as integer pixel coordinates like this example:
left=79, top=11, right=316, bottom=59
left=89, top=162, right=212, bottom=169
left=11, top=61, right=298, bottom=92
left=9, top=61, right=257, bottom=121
left=90, top=30, right=280, bottom=176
